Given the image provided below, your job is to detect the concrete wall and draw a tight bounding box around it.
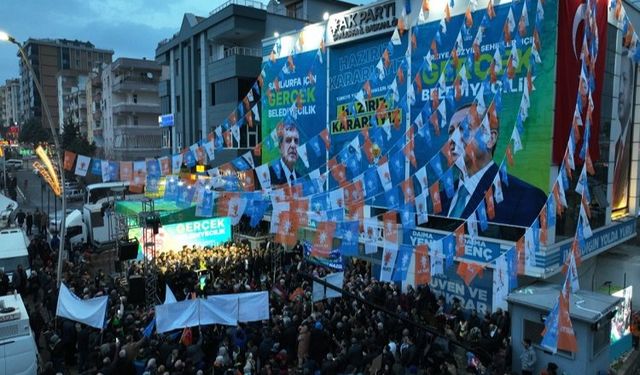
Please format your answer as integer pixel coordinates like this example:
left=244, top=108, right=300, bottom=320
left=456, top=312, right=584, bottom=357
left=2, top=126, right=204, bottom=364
left=510, top=303, right=611, bottom=375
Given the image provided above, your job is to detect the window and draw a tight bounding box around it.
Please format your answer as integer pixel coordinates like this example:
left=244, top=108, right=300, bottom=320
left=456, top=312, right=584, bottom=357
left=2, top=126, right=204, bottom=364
left=286, top=1, right=303, bottom=19
left=593, top=319, right=610, bottom=357
left=174, top=58, right=180, bottom=76
left=210, top=83, right=216, bottom=106
left=523, top=319, right=574, bottom=358
left=133, top=94, right=138, bottom=104
left=196, top=90, right=201, bottom=109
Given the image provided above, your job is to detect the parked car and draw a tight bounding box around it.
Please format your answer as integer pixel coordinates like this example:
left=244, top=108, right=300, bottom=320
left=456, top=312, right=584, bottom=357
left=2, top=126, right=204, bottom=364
left=64, top=185, right=84, bottom=201
left=4, top=159, right=23, bottom=169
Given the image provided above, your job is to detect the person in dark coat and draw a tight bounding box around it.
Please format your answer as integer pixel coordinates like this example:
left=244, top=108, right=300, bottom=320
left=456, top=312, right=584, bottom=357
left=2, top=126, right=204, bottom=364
left=25, top=211, right=33, bottom=235
left=15, top=209, right=25, bottom=228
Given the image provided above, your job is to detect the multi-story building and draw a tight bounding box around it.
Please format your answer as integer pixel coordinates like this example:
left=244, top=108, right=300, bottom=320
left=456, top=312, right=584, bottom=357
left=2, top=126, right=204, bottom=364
left=62, top=86, right=88, bottom=138
left=57, top=72, right=87, bottom=133
left=155, top=0, right=353, bottom=162
left=86, top=67, right=104, bottom=155
left=0, top=79, right=20, bottom=130
left=17, top=38, right=112, bottom=132
left=101, top=57, right=167, bottom=160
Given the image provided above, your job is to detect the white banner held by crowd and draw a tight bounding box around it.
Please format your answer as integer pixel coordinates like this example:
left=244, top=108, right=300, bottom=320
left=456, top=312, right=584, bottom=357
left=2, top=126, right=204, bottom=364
left=312, top=272, right=344, bottom=302
left=56, top=283, right=108, bottom=329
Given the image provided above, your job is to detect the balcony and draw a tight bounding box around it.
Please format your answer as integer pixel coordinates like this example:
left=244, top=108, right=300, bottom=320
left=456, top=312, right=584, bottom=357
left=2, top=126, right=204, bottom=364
left=113, top=77, right=159, bottom=93
left=209, top=0, right=266, bottom=16
left=208, top=50, right=261, bottom=82
left=112, top=102, right=160, bottom=115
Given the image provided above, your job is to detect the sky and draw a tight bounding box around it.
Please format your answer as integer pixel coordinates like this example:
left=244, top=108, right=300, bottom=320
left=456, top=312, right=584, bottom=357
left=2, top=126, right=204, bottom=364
left=0, top=0, right=372, bottom=83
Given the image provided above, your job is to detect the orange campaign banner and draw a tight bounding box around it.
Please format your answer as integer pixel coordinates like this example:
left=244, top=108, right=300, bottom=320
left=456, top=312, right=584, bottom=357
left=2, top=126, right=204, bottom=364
left=276, top=211, right=298, bottom=247
left=63, top=151, right=76, bottom=171
left=383, top=211, right=397, bottom=244
left=415, top=244, right=431, bottom=286
left=312, top=221, right=336, bottom=258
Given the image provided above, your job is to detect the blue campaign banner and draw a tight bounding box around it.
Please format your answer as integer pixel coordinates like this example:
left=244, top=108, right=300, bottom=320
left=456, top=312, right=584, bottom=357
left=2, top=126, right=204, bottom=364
left=262, top=49, right=327, bottom=169
left=558, top=219, right=636, bottom=266
left=328, top=33, right=408, bottom=205
left=404, top=228, right=502, bottom=263
left=303, top=240, right=344, bottom=271
left=430, top=263, right=493, bottom=314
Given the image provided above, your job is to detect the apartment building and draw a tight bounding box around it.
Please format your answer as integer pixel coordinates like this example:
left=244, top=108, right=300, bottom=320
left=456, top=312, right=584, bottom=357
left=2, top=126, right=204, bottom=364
left=101, top=58, right=167, bottom=160
left=86, top=67, right=103, bottom=153
left=18, top=38, right=112, bottom=132
left=0, top=79, right=20, bottom=128
left=155, top=0, right=353, bottom=162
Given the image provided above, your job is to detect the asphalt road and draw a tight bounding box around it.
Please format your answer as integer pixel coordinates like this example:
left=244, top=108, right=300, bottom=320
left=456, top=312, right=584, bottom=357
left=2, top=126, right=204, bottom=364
left=13, top=166, right=83, bottom=221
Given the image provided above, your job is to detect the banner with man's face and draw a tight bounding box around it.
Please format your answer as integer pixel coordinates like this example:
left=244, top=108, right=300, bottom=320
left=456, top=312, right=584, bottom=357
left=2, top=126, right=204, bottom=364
left=410, top=1, right=557, bottom=196
left=262, top=48, right=327, bottom=171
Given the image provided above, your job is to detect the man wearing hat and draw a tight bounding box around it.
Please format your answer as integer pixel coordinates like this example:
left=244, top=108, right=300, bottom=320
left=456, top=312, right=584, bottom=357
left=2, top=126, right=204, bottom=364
left=443, top=104, right=546, bottom=228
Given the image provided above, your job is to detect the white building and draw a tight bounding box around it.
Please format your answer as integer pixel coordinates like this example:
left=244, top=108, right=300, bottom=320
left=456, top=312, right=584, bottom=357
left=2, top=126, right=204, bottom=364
left=101, top=58, right=168, bottom=160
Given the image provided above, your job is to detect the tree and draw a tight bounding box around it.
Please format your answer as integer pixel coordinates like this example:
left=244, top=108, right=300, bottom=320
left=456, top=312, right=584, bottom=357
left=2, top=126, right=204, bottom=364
left=61, top=120, right=96, bottom=157
left=18, top=118, right=51, bottom=144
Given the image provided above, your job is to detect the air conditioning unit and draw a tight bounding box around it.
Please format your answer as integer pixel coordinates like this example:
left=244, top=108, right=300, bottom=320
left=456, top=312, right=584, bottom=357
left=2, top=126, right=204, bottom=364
left=0, top=294, right=31, bottom=341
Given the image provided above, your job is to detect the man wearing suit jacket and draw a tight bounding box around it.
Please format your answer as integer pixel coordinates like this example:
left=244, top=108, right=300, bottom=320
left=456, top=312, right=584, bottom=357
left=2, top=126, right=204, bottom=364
left=443, top=105, right=546, bottom=228
left=269, top=121, right=301, bottom=187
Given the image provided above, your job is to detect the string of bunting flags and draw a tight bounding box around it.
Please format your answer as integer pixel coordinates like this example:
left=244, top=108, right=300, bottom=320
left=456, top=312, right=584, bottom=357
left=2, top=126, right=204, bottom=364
left=57, top=0, right=633, bottom=347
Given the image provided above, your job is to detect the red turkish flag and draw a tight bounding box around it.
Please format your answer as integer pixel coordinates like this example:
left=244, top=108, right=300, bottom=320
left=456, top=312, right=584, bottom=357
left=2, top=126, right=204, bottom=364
left=553, top=0, right=607, bottom=163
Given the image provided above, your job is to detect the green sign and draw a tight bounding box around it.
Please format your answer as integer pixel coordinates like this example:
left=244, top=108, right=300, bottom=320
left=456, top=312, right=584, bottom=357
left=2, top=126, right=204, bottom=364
left=128, top=217, right=232, bottom=254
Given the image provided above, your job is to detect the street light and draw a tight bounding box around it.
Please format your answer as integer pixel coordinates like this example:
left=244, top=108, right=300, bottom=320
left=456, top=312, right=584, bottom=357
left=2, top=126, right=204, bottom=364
left=0, top=31, right=67, bottom=287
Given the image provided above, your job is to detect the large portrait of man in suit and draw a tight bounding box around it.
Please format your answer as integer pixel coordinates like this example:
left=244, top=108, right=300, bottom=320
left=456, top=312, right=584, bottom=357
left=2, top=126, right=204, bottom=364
left=269, top=121, right=301, bottom=186
left=442, top=105, right=547, bottom=228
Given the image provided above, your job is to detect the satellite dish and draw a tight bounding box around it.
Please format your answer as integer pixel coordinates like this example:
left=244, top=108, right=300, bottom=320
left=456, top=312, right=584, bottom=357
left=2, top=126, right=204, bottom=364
left=146, top=72, right=153, bottom=79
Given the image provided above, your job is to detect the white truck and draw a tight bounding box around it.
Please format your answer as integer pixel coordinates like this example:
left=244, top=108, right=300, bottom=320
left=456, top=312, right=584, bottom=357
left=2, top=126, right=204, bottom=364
left=0, top=294, right=38, bottom=375
left=0, top=228, right=30, bottom=282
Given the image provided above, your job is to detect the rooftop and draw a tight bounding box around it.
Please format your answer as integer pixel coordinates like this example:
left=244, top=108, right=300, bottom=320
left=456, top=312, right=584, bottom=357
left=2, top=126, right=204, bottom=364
left=507, top=283, right=622, bottom=324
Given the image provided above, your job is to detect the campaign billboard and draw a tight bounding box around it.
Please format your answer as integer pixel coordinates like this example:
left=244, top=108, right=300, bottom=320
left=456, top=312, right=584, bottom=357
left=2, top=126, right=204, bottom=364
left=430, top=265, right=493, bottom=314
left=409, top=0, right=557, bottom=227
left=128, top=217, right=232, bottom=255
left=328, top=32, right=408, bottom=205
left=261, top=46, right=327, bottom=173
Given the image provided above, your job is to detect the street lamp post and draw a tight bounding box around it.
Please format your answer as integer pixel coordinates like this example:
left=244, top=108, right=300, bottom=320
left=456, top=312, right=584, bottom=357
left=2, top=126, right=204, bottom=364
left=0, top=31, right=67, bottom=287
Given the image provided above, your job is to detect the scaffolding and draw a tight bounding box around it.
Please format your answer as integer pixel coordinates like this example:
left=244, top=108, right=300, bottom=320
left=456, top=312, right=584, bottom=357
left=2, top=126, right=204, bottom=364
left=139, top=199, right=160, bottom=308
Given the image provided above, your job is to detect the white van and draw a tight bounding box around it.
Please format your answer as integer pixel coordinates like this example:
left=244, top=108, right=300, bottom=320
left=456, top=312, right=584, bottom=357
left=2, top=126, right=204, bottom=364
left=0, top=228, right=29, bottom=282
left=0, top=294, right=38, bottom=375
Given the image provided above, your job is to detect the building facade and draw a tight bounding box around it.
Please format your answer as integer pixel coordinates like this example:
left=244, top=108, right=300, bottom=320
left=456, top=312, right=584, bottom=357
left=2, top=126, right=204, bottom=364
left=101, top=58, right=167, bottom=160
left=0, top=79, right=19, bottom=128
left=86, top=67, right=104, bottom=154
left=154, top=0, right=353, bottom=163
left=57, top=72, right=87, bottom=134
left=18, top=38, right=112, bottom=132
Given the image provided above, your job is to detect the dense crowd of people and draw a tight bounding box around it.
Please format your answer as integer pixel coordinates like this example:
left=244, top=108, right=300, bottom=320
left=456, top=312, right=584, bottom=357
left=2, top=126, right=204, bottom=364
left=10, top=231, right=518, bottom=375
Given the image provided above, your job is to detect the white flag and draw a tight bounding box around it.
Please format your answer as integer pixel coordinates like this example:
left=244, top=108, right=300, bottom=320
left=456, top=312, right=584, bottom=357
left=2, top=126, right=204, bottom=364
left=493, top=255, right=509, bottom=311
left=312, top=272, right=344, bottom=302
left=74, top=155, right=90, bottom=176
left=379, top=244, right=398, bottom=282
left=56, top=283, right=108, bottom=329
